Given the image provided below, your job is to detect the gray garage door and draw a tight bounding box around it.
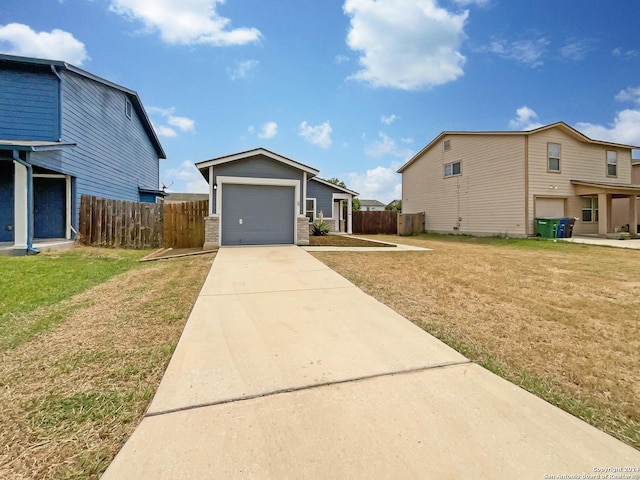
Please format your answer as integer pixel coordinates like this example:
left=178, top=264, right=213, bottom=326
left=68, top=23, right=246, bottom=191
left=221, top=184, right=295, bottom=246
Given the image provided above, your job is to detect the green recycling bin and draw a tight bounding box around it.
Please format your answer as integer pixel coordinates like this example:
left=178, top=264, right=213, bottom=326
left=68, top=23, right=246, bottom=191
left=535, top=218, right=562, bottom=238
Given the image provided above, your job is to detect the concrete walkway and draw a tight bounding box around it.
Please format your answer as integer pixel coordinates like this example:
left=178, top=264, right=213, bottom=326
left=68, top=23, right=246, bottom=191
left=563, top=235, right=640, bottom=249
left=102, top=246, right=640, bottom=479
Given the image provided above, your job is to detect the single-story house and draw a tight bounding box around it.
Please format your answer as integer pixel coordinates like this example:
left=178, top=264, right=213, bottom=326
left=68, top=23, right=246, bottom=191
left=195, top=148, right=357, bottom=247
left=0, top=54, right=165, bottom=255
left=398, top=122, right=640, bottom=237
left=359, top=199, right=386, bottom=211
left=164, top=193, right=209, bottom=203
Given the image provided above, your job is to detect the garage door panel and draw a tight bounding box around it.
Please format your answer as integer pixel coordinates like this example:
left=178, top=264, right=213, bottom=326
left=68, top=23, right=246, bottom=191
left=535, top=197, right=565, bottom=218
left=222, top=184, right=294, bottom=246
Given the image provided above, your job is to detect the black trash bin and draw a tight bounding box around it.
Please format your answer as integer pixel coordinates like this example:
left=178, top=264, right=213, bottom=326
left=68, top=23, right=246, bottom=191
left=564, top=217, right=576, bottom=238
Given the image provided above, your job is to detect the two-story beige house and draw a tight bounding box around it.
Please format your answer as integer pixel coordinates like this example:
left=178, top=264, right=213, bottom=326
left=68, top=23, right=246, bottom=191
left=398, top=122, right=640, bottom=237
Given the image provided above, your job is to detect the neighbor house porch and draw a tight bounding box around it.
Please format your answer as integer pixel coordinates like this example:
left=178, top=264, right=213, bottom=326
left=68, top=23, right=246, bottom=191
left=571, top=180, right=640, bottom=237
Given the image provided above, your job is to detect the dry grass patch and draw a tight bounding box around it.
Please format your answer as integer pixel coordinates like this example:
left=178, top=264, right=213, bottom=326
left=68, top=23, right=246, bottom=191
left=311, top=234, right=640, bottom=449
left=0, top=251, right=214, bottom=479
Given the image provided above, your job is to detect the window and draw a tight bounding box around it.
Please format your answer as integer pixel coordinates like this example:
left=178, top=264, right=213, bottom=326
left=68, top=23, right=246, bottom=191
left=606, top=150, right=617, bottom=177
left=443, top=139, right=451, bottom=151
left=548, top=143, right=560, bottom=172
left=444, top=161, right=461, bottom=177
left=581, top=196, right=599, bottom=222
left=125, top=99, right=132, bottom=119
left=305, top=198, right=316, bottom=222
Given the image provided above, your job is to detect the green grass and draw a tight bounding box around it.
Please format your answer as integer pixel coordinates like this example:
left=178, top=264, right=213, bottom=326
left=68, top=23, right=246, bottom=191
left=413, top=232, right=594, bottom=251
left=0, top=248, right=148, bottom=351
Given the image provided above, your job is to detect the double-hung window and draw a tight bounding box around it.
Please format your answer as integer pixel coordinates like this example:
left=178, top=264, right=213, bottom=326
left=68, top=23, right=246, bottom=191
left=606, top=151, right=617, bottom=177
left=581, top=196, right=599, bottom=222
left=305, top=198, right=316, bottom=222
left=548, top=143, right=561, bottom=172
left=444, top=161, right=461, bottom=177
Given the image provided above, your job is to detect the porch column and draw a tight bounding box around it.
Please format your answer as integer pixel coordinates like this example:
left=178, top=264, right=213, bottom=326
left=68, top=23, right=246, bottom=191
left=347, top=197, right=353, bottom=234
left=597, top=193, right=608, bottom=236
left=13, top=161, right=28, bottom=250
left=630, top=195, right=638, bottom=235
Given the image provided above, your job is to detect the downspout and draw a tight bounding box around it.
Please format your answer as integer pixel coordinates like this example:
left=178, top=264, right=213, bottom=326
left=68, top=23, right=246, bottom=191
left=50, top=65, right=63, bottom=141
left=12, top=150, right=39, bottom=254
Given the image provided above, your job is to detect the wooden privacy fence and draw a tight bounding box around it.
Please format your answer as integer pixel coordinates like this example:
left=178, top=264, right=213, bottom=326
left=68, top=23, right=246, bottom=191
left=79, top=195, right=209, bottom=249
left=353, top=210, right=398, bottom=234
left=163, top=200, right=208, bottom=248
left=80, top=194, right=163, bottom=248
left=397, top=212, right=426, bottom=236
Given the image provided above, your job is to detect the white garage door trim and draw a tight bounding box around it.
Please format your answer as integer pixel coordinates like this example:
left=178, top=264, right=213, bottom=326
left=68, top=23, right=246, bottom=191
left=216, top=175, right=300, bottom=245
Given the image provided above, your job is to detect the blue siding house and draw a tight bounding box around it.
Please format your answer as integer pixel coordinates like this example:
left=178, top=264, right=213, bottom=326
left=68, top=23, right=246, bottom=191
left=0, top=54, right=165, bottom=254
left=195, top=148, right=357, bottom=248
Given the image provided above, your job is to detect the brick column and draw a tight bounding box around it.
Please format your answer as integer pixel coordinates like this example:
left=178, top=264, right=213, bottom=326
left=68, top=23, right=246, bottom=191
left=297, top=216, right=309, bottom=246
left=203, top=215, right=220, bottom=249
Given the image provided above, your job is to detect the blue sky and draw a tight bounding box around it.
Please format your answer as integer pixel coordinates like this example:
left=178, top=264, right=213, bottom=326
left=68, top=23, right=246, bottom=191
left=1, top=0, right=640, bottom=202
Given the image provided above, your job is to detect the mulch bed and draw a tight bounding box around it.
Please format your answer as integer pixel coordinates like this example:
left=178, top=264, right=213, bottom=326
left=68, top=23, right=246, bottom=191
left=308, top=235, right=395, bottom=247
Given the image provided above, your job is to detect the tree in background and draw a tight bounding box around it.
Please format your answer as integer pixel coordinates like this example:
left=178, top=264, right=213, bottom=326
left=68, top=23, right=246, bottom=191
left=326, top=177, right=360, bottom=211
left=385, top=200, right=402, bottom=212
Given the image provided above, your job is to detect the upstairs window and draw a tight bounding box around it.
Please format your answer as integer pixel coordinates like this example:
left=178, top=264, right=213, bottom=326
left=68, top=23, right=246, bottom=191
left=444, top=161, right=461, bottom=177
left=443, top=139, right=451, bottom=151
left=548, top=143, right=561, bottom=172
left=125, top=99, right=132, bottom=119
left=606, top=150, right=617, bottom=177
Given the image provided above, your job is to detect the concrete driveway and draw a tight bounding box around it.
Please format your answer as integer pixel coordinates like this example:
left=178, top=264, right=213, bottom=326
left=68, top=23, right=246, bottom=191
left=102, top=246, right=640, bottom=479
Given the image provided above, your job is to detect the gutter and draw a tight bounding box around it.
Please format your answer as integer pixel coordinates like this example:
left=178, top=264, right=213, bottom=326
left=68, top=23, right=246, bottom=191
left=12, top=150, right=39, bottom=255
left=50, top=65, right=63, bottom=141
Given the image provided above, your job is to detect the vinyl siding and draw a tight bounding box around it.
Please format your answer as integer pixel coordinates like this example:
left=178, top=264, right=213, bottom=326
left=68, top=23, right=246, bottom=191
left=306, top=179, right=344, bottom=219
left=527, top=128, right=633, bottom=235
left=37, top=70, right=160, bottom=227
left=211, top=155, right=305, bottom=214
left=0, top=68, right=59, bottom=141
left=402, top=134, right=526, bottom=236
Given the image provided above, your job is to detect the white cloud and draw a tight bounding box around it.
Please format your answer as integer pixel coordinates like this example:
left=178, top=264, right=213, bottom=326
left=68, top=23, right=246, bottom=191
left=345, top=166, right=402, bottom=203
left=481, top=37, right=548, bottom=67
left=381, top=114, right=399, bottom=125
left=613, top=47, right=639, bottom=59
left=344, top=0, right=468, bottom=90
left=560, top=39, right=590, bottom=61
left=334, top=54, right=350, bottom=64
left=615, top=86, right=640, bottom=105
left=451, top=0, right=491, bottom=6
left=227, top=59, right=259, bottom=80
left=257, top=121, right=278, bottom=139
left=149, top=107, right=195, bottom=137
left=575, top=110, right=640, bottom=146
left=153, top=123, right=177, bottom=138
left=167, top=115, right=195, bottom=131
left=109, top=0, right=261, bottom=46
left=299, top=121, right=332, bottom=148
left=164, top=160, right=209, bottom=193
left=0, top=23, right=88, bottom=65
left=509, top=106, right=543, bottom=130
left=365, top=132, right=414, bottom=160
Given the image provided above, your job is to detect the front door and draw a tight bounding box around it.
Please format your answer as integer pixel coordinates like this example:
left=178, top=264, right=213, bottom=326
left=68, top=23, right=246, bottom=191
left=34, top=177, right=66, bottom=238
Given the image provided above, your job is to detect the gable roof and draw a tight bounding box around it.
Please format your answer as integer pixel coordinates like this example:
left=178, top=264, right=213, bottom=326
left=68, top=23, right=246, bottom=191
left=0, top=54, right=165, bottom=159
left=398, top=121, right=640, bottom=173
left=195, top=147, right=320, bottom=178
left=310, top=176, right=359, bottom=196
left=359, top=199, right=385, bottom=207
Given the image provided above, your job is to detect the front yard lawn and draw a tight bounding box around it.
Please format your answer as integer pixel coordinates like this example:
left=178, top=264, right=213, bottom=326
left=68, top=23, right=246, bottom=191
left=0, top=248, right=214, bottom=479
left=311, top=234, right=640, bottom=450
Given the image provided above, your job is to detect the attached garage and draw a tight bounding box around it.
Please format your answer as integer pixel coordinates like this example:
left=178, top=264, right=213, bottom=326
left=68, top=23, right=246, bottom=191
left=534, top=197, right=566, bottom=218
left=196, top=148, right=321, bottom=248
left=221, top=183, right=295, bottom=246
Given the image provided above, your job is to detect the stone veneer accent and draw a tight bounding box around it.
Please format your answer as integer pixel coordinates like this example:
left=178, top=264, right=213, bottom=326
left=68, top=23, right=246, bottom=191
left=203, top=215, right=220, bottom=249
left=296, top=216, right=310, bottom=246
